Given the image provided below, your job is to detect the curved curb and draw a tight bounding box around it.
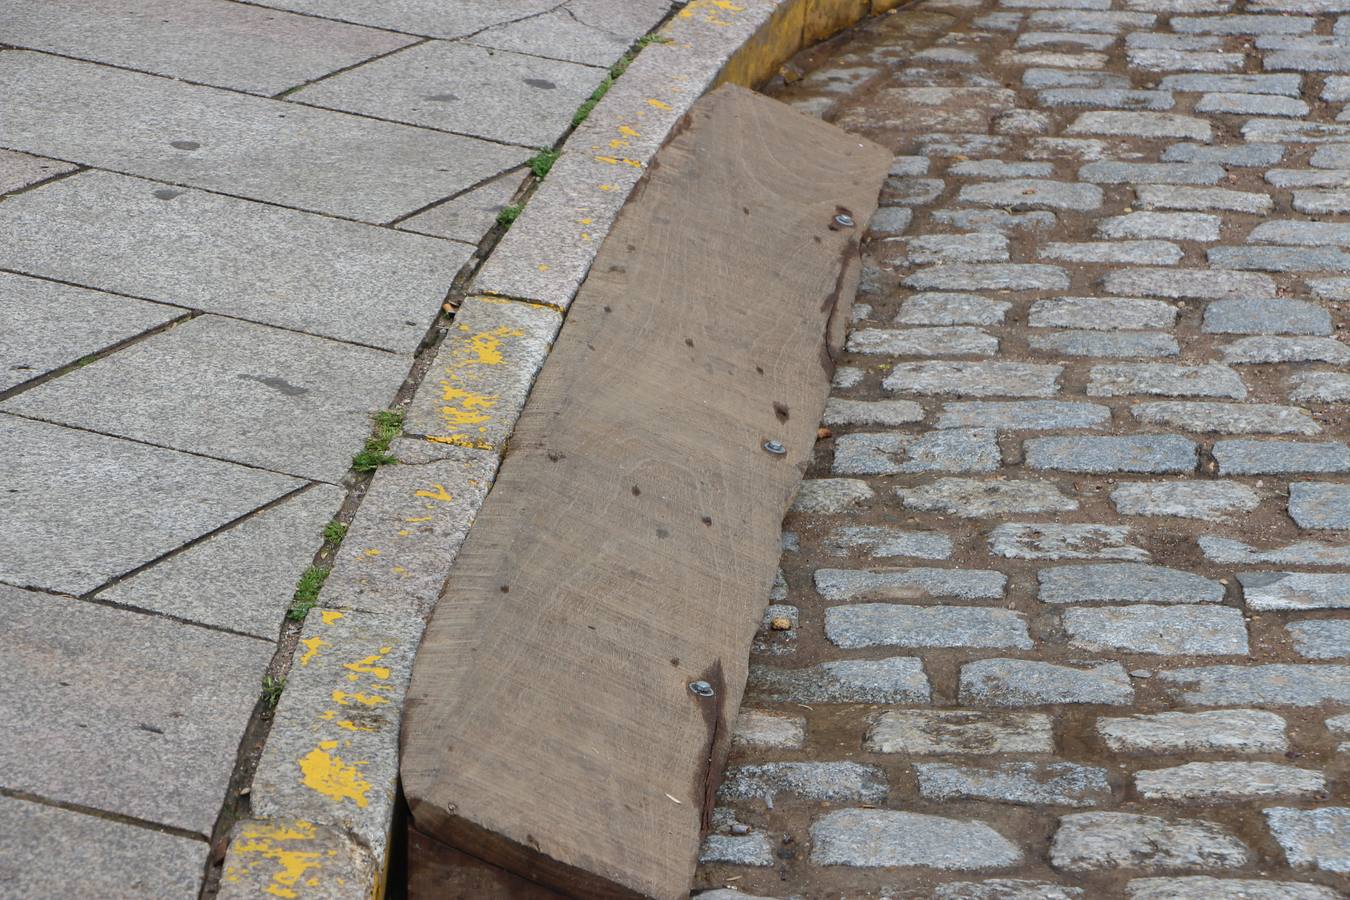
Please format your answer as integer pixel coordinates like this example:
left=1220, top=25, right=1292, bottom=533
left=216, top=2, right=897, bottom=898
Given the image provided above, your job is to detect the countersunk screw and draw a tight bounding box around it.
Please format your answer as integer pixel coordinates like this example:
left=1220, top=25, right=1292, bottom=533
left=833, top=213, right=855, bottom=228
left=763, top=439, right=786, bottom=455
left=689, top=680, right=715, bottom=697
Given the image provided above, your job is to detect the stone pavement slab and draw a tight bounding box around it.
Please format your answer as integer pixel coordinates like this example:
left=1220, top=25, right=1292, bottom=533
left=398, top=168, right=529, bottom=243
left=0, top=414, right=301, bottom=595
left=469, top=0, right=671, bottom=66
left=0, top=0, right=416, bottom=95
left=0, top=148, right=76, bottom=194
left=292, top=41, right=606, bottom=148
left=1, top=583, right=273, bottom=835
left=0, top=50, right=530, bottom=222
left=0, top=171, right=467, bottom=352
left=0, top=271, right=184, bottom=392
left=2, top=315, right=410, bottom=483
left=0, top=796, right=206, bottom=899
left=97, top=483, right=344, bottom=638
left=242, top=0, right=560, bottom=39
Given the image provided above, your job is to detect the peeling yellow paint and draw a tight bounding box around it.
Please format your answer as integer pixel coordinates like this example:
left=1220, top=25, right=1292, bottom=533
left=320, top=610, right=344, bottom=626
left=646, top=98, right=672, bottom=109
left=334, top=689, right=389, bottom=707
left=225, top=821, right=337, bottom=900
left=363, top=548, right=381, bottom=558
left=414, top=483, right=454, bottom=503
left=344, top=651, right=392, bottom=681
left=298, top=742, right=371, bottom=807
left=299, top=637, right=328, bottom=667
left=428, top=434, right=495, bottom=451
left=618, top=125, right=639, bottom=137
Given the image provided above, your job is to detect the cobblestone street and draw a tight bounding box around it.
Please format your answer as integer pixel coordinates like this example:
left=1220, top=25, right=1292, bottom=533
left=699, top=0, right=1350, bottom=895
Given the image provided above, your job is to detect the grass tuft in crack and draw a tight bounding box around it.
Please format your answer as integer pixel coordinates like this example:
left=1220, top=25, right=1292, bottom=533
left=572, top=32, right=671, bottom=127
left=287, top=565, right=329, bottom=621
left=262, top=675, right=286, bottom=710
left=527, top=147, right=561, bottom=179
left=496, top=203, right=523, bottom=230
left=323, top=520, right=348, bottom=545
left=352, top=408, right=403, bottom=472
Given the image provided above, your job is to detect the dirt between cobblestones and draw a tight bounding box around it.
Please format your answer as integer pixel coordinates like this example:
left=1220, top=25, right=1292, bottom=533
left=691, top=0, right=1350, bottom=896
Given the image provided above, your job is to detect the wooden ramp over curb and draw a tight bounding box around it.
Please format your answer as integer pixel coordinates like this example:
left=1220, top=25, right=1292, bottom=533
left=401, top=84, right=889, bottom=899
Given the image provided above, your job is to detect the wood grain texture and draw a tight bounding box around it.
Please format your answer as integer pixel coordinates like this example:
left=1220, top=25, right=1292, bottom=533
left=401, top=84, right=889, bottom=899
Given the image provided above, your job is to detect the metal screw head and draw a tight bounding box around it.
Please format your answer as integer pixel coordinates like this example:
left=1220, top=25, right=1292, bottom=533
left=763, top=440, right=786, bottom=455
left=833, top=213, right=855, bottom=228
left=689, top=680, right=715, bottom=697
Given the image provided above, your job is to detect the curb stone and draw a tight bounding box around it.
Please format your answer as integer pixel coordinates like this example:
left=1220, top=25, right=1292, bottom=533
left=219, top=0, right=902, bottom=895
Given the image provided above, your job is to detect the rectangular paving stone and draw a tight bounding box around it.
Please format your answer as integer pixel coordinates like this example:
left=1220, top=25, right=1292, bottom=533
left=1309, top=278, right=1350, bottom=301
left=0, top=796, right=206, bottom=899
left=1135, top=185, right=1274, bottom=213
left=1026, top=10, right=1157, bottom=32
left=1097, top=211, right=1221, bottom=241
left=1159, top=664, right=1350, bottom=705
left=885, top=361, right=1063, bottom=397
left=1078, top=162, right=1225, bottom=185
left=1039, top=240, right=1184, bottom=263
left=916, top=761, right=1111, bottom=807
left=468, top=0, right=672, bottom=67
left=404, top=297, right=561, bottom=452
left=0, top=171, right=467, bottom=351
left=1294, top=190, right=1350, bottom=214
left=1, top=584, right=273, bottom=835
left=1311, top=145, right=1350, bottom=168
left=0, top=147, right=76, bottom=194
left=823, top=398, right=926, bottom=426
left=1223, top=336, right=1350, bottom=365
left=1136, top=762, right=1322, bottom=801
left=996, top=49, right=1109, bottom=68
left=1025, top=434, right=1197, bottom=473
left=825, top=603, right=1033, bottom=649
left=1039, top=563, right=1225, bottom=604
left=904, top=264, right=1071, bottom=292
left=936, top=400, right=1109, bottom=429
left=1025, top=68, right=1131, bottom=89
left=1030, top=331, right=1180, bottom=358
left=1239, top=572, right=1350, bottom=610
left=948, top=159, right=1056, bottom=178
left=293, top=42, right=605, bottom=148
left=1087, top=363, right=1248, bottom=398
left=1174, top=14, right=1315, bottom=32
left=1209, top=245, right=1350, bottom=273
left=2, top=315, right=409, bottom=483
left=1285, top=372, right=1350, bottom=402
left=1289, top=482, right=1350, bottom=529
left=1201, top=536, right=1350, bottom=566
left=1127, top=32, right=1224, bottom=49
left=1159, top=73, right=1304, bottom=94
left=957, top=179, right=1104, bottom=211
left=0, top=0, right=416, bottom=95
left=242, top=0, right=560, bottom=38
left=1051, top=812, right=1249, bottom=871
left=990, top=523, right=1148, bottom=560
left=866, top=710, right=1055, bottom=754
left=791, top=478, right=874, bottom=514
left=833, top=429, right=1000, bottom=475
left=0, top=270, right=184, bottom=392
left=1104, top=266, right=1275, bottom=297
left=810, top=809, right=1022, bottom=869
left=1068, top=111, right=1212, bottom=140
left=1325, top=76, right=1350, bottom=101
left=897, top=477, right=1079, bottom=517
left=1162, top=142, right=1285, bottom=165
left=1265, top=49, right=1350, bottom=72
left=0, top=51, right=528, bottom=222
left=1264, top=808, right=1350, bottom=875
left=1264, top=169, right=1350, bottom=188
left=1131, top=401, right=1320, bottom=434
left=960, top=659, right=1134, bottom=706
left=1196, top=92, right=1309, bottom=116
left=1213, top=439, right=1350, bottom=475
left=1046, top=296, right=1183, bottom=330
left=1097, top=709, right=1288, bottom=753
left=904, top=233, right=1011, bottom=264
left=846, top=327, right=999, bottom=356
left=1064, top=604, right=1249, bottom=655
left=1244, top=120, right=1350, bottom=143
left=1112, top=481, right=1261, bottom=519
left=1037, top=88, right=1175, bottom=110
left=718, top=762, right=887, bottom=804
left=320, top=440, right=497, bottom=618
left=733, top=710, right=806, bottom=750
left=1127, top=48, right=1245, bottom=70
left=814, top=567, right=1007, bottom=601
left=824, top=526, right=952, bottom=559
left=748, top=657, right=932, bottom=704
left=0, top=414, right=300, bottom=595
left=1251, top=220, right=1350, bottom=248
left=1288, top=620, right=1350, bottom=659
left=96, top=483, right=343, bottom=639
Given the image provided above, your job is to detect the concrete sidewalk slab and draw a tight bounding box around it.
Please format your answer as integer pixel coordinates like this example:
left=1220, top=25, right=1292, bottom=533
left=292, top=41, right=607, bottom=147
left=0, top=796, right=206, bottom=899
left=1, top=584, right=273, bottom=835
left=97, top=483, right=345, bottom=639
left=0, top=414, right=301, bottom=595
left=398, top=168, right=529, bottom=243
left=0, top=50, right=530, bottom=222
left=0, top=0, right=416, bottom=96
left=0, top=171, right=468, bottom=352
left=2, top=316, right=410, bottom=483
left=469, top=0, right=674, bottom=65
left=0, top=271, right=185, bottom=392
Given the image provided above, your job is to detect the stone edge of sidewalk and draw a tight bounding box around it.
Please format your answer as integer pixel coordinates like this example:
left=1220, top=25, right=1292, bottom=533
left=216, top=1, right=905, bottom=897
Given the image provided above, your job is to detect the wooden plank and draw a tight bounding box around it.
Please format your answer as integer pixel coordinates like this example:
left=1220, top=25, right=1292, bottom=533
left=401, top=84, right=889, bottom=899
